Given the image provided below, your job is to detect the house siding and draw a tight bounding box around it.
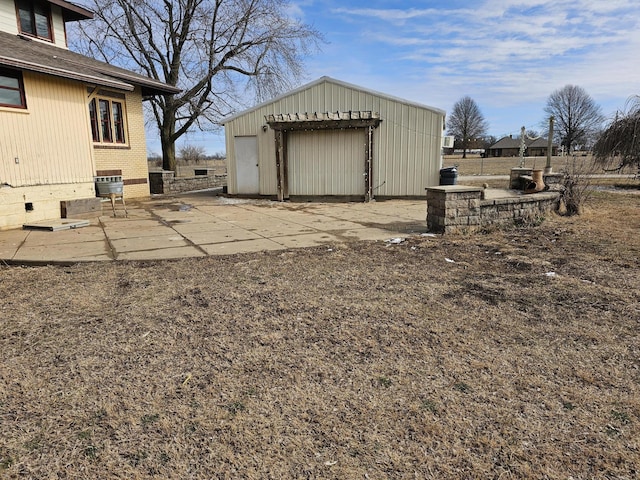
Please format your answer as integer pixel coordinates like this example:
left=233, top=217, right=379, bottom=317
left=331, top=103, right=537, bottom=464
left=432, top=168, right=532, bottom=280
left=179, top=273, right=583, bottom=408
left=0, top=70, right=95, bottom=187
left=50, top=5, right=68, bottom=48
left=0, top=71, right=96, bottom=229
left=0, top=0, right=16, bottom=34
left=224, top=79, right=443, bottom=197
left=92, top=86, right=150, bottom=198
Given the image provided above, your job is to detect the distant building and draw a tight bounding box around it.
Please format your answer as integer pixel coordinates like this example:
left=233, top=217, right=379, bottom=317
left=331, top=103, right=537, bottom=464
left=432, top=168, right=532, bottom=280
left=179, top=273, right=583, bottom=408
left=486, top=136, right=558, bottom=157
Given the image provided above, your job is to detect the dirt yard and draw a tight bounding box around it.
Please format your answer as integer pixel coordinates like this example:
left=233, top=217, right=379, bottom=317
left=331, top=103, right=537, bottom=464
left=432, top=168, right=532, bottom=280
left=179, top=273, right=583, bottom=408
left=1, top=190, right=639, bottom=478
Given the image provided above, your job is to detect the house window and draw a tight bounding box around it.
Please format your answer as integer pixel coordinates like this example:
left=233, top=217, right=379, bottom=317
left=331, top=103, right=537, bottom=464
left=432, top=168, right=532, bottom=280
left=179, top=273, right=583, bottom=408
left=112, top=101, right=125, bottom=143
left=16, top=0, right=52, bottom=41
left=99, top=99, right=112, bottom=142
left=0, top=69, right=26, bottom=108
left=88, top=91, right=128, bottom=145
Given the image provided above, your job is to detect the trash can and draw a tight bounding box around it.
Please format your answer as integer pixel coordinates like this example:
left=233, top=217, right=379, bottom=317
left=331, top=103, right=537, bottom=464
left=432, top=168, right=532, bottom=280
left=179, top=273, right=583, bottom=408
left=439, top=166, right=458, bottom=185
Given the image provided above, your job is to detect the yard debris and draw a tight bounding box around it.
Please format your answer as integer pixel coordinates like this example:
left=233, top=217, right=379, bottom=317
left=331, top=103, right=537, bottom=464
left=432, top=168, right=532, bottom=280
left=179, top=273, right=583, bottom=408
left=385, top=237, right=406, bottom=245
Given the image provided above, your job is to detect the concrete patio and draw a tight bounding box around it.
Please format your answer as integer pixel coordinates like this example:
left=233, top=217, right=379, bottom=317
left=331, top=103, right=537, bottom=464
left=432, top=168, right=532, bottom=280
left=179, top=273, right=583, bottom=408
left=0, top=192, right=429, bottom=264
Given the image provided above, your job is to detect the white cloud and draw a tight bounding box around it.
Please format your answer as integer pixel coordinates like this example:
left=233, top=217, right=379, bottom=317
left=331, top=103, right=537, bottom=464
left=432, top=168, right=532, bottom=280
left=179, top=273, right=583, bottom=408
left=331, top=7, right=441, bottom=26
left=300, top=0, right=640, bottom=136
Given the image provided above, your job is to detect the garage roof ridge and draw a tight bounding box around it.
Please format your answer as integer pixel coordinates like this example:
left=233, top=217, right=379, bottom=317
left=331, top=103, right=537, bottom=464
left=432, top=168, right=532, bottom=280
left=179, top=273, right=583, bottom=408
left=220, top=76, right=445, bottom=125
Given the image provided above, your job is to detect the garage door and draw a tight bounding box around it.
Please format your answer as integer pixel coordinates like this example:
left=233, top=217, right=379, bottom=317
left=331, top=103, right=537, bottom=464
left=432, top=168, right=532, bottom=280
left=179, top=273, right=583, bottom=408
left=288, top=129, right=365, bottom=196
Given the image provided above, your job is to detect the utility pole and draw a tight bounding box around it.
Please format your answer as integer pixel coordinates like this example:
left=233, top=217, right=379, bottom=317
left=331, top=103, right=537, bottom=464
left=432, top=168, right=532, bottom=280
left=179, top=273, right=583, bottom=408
left=545, top=116, right=554, bottom=173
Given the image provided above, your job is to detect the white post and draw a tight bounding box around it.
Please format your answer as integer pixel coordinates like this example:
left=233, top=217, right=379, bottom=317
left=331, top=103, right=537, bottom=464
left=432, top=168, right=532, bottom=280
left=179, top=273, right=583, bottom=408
left=518, top=126, right=526, bottom=167
left=545, top=116, right=554, bottom=174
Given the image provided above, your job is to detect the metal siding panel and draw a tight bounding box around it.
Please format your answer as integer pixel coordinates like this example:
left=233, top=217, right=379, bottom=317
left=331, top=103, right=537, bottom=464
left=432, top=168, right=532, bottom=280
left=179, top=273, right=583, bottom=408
left=373, top=99, right=443, bottom=197
left=225, top=109, right=277, bottom=195
left=289, top=129, right=365, bottom=195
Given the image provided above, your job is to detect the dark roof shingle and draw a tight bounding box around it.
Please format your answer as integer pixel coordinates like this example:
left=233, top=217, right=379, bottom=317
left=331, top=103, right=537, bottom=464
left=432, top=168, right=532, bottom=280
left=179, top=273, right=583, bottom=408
left=0, top=31, right=180, bottom=96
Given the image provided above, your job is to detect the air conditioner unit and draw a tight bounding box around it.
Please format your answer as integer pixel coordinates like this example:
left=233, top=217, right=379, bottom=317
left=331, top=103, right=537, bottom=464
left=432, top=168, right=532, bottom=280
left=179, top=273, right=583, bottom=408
left=442, top=136, right=455, bottom=148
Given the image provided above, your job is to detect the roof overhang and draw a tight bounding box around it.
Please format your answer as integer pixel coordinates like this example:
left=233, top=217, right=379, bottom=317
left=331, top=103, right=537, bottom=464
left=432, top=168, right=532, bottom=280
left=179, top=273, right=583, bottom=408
left=265, top=111, right=381, bottom=131
left=0, top=54, right=133, bottom=91
left=0, top=31, right=181, bottom=96
left=48, top=0, right=94, bottom=21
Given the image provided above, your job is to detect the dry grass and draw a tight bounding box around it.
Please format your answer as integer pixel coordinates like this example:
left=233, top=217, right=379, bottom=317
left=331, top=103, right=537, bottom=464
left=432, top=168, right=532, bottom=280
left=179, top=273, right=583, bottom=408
left=1, top=191, right=639, bottom=478
left=447, top=153, right=639, bottom=179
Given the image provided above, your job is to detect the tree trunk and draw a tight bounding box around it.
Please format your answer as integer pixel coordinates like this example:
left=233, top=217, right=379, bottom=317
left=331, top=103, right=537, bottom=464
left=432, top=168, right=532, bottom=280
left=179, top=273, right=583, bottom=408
left=161, top=110, right=176, bottom=172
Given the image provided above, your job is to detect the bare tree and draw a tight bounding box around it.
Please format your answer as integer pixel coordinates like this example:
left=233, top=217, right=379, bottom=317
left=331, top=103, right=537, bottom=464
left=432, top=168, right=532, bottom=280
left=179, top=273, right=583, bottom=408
left=543, top=85, right=604, bottom=154
left=179, top=144, right=207, bottom=164
left=447, top=96, right=489, bottom=158
left=71, top=0, right=321, bottom=171
left=593, top=96, right=640, bottom=171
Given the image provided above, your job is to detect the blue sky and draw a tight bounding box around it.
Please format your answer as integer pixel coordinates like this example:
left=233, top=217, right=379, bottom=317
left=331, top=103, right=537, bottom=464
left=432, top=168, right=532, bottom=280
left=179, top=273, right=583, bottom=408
left=162, top=0, right=640, bottom=156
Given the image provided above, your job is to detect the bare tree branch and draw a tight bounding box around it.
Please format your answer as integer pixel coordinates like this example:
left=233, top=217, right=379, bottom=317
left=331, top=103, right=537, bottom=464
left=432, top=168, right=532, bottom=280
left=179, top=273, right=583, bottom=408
left=70, top=0, right=322, bottom=170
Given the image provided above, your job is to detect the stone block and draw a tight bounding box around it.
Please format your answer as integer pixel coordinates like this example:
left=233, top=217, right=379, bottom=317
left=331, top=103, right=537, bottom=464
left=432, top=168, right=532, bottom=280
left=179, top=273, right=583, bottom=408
left=60, top=198, right=102, bottom=218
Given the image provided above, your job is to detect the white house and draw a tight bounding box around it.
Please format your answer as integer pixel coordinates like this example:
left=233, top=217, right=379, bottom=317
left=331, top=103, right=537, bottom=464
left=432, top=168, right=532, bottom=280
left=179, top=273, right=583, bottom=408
left=221, top=77, right=445, bottom=201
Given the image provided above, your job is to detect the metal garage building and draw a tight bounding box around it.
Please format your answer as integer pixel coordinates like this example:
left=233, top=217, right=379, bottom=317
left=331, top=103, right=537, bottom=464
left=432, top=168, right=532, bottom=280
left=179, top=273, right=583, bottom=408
left=221, top=77, right=445, bottom=201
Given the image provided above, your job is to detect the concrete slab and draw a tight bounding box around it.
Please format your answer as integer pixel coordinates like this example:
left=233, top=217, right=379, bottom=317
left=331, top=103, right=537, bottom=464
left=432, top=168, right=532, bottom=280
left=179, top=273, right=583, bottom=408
left=102, top=225, right=178, bottom=240
left=20, top=226, right=107, bottom=246
left=170, top=220, right=239, bottom=234
left=0, top=229, right=29, bottom=260
left=11, top=240, right=112, bottom=263
left=292, top=217, right=365, bottom=230
left=110, top=234, right=191, bottom=253
left=247, top=225, right=318, bottom=237
left=199, top=238, right=286, bottom=255
left=98, top=217, right=157, bottom=228
left=179, top=229, right=263, bottom=245
left=116, top=246, right=206, bottom=261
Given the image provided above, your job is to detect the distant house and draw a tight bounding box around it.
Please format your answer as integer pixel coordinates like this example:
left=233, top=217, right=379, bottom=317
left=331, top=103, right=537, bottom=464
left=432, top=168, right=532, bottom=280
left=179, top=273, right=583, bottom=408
left=486, top=135, right=558, bottom=158
left=221, top=77, right=445, bottom=201
left=0, top=0, right=179, bottom=230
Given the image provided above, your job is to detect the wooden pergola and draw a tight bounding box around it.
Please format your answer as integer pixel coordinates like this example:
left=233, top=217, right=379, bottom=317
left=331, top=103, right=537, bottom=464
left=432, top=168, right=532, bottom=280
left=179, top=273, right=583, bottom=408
left=265, top=111, right=382, bottom=202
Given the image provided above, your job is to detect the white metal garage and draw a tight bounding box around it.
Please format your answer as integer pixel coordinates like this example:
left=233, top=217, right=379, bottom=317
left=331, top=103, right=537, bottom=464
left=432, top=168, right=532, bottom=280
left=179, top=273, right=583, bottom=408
left=221, top=77, right=445, bottom=201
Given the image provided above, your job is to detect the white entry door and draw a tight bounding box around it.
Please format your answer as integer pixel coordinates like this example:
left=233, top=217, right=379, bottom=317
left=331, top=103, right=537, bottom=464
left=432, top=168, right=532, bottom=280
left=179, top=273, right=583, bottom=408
left=235, top=136, right=259, bottom=194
